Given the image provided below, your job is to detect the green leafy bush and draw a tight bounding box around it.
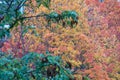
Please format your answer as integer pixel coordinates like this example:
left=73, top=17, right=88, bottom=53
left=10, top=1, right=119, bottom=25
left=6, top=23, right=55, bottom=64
left=0, top=51, right=74, bottom=80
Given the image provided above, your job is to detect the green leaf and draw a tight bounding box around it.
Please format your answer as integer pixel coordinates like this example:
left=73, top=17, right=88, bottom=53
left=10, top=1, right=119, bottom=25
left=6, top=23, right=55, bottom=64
left=36, top=0, right=51, bottom=8
left=36, top=0, right=43, bottom=7
left=42, top=0, right=51, bottom=9
left=83, top=76, right=90, bottom=80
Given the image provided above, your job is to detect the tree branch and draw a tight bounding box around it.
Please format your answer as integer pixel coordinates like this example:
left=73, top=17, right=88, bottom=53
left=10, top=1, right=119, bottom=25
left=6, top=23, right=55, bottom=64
left=6, top=0, right=14, bottom=12
left=20, top=13, right=46, bottom=19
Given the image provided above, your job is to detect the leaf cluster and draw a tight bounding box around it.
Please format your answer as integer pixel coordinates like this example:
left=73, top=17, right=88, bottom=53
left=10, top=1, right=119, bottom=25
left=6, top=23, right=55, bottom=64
left=45, top=10, right=79, bottom=27
left=0, top=51, right=74, bottom=80
left=0, top=0, right=51, bottom=39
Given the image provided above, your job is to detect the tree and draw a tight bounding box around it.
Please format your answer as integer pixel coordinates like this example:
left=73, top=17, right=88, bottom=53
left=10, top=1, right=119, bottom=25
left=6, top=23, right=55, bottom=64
left=85, top=0, right=120, bottom=79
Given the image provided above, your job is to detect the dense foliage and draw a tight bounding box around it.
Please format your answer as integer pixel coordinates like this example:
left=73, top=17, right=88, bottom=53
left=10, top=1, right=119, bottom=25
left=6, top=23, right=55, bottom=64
left=0, top=51, right=74, bottom=80
left=0, top=0, right=120, bottom=80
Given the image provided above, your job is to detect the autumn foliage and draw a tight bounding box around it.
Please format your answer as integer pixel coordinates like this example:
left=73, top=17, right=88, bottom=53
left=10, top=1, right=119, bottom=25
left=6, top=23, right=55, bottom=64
left=1, top=0, right=120, bottom=80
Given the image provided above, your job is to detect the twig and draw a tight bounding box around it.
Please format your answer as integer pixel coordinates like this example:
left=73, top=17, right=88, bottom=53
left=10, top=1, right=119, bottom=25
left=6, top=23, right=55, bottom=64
left=6, top=0, right=14, bottom=12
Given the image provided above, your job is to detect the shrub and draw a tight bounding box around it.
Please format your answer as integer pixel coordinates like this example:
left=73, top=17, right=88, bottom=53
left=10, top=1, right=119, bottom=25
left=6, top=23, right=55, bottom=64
left=0, top=51, right=74, bottom=80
